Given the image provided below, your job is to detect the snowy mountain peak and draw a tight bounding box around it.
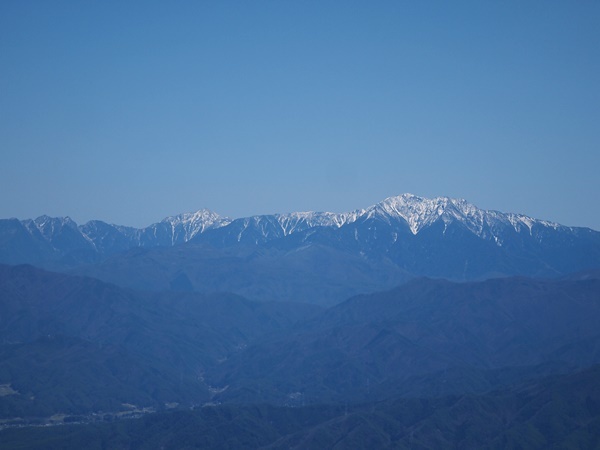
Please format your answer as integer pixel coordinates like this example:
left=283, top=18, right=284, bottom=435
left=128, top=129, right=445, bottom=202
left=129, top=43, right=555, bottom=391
left=34, top=215, right=78, bottom=227
left=32, top=215, right=80, bottom=238
left=250, top=193, right=562, bottom=239
left=160, top=209, right=232, bottom=242
left=162, top=209, right=230, bottom=228
left=362, top=193, right=563, bottom=237
left=365, top=194, right=478, bottom=234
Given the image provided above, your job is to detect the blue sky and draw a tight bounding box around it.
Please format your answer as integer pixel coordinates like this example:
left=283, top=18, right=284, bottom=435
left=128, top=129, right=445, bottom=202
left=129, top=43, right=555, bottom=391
left=1, top=1, right=599, bottom=229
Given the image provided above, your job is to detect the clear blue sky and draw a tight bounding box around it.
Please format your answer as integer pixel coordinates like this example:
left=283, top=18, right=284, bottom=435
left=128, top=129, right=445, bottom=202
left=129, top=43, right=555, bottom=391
left=1, top=1, right=599, bottom=229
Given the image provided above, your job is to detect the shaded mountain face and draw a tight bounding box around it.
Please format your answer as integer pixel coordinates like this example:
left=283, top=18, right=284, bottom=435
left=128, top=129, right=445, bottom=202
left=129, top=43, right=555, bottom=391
left=0, top=209, right=231, bottom=268
left=72, top=242, right=411, bottom=306
left=1, top=263, right=599, bottom=442
left=0, top=264, right=320, bottom=418
left=1, top=194, right=599, bottom=304
left=207, top=276, right=600, bottom=405
left=1, top=195, right=599, bottom=446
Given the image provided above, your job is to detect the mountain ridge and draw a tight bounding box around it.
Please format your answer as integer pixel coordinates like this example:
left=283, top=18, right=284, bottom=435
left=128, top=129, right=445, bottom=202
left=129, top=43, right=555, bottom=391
left=2, top=193, right=585, bottom=257
left=4, top=193, right=581, bottom=242
left=2, top=194, right=599, bottom=300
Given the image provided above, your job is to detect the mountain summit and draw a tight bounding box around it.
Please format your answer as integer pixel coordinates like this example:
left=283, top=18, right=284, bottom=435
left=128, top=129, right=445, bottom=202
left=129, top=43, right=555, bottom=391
left=365, top=193, right=562, bottom=238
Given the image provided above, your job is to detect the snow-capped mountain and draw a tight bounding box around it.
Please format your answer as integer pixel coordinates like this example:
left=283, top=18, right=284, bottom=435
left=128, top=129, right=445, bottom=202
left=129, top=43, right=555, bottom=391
left=1, top=194, right=598, bottom=287
left=0, top=209, right=230, bottom=266
left=197, top=193, right=571, bottom=247
left=275, top=210, right=361, bottom=235
left=160, top=209, right=232, bottom=244
left=361, top=193, right=565, bottom=241
left=199, top=210, right=364, bottom=246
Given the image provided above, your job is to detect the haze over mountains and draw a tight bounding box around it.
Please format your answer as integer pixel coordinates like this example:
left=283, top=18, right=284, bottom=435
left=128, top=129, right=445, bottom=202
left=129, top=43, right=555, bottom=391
left=1, top=264, right=599, bottom=448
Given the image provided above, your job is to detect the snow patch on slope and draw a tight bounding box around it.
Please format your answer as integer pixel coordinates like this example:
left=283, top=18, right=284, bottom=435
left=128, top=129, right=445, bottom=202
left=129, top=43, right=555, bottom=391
left=161, top=209, right=231, bottom=242
left=275, top=211, right=363, bottom=236
left=364, top=193, right=565, bottom=240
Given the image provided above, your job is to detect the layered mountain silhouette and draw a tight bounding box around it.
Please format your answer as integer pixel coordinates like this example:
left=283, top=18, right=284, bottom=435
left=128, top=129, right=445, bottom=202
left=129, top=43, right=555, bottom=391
left=3, top=194, right=599, bottom=270
left=1, top=264, right=599, bottom=422
left=0, top=264, right=319, bottom=418
left=208, top=275, right=600, bottom=404
left=4, top=194, right=597, bottom=305
left=3, top=194, right=599, bottom=305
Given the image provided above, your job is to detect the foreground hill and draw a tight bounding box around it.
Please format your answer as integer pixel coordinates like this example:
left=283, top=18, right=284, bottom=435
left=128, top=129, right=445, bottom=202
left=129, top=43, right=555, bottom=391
left=2, top=194, right=599, bottom=305
left=1, top=264, right=599, bottom=436
left=209, top=276, right=600, bottom=404
left=2, top=364, right=599, bottom=449
left=0, top=264, right=319, bottom=418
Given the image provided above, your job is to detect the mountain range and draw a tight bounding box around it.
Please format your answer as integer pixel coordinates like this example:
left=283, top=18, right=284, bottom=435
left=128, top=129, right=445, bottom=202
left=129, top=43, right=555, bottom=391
left=3, top=193, right=597, bottom=262
left=2, top=193, right=598, bottom=305
left=1, top=194, right=600, bottom=447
